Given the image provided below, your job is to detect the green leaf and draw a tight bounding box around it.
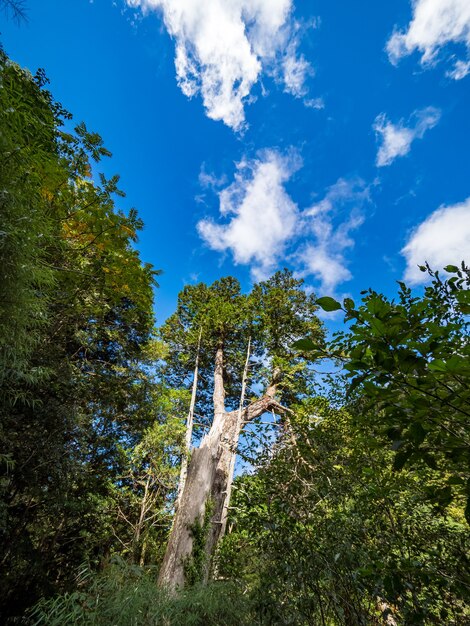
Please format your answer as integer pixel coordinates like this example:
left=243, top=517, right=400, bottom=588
left=455, top=290, right=470, bottom=314
left=435, top=486, right=453, bottom=507
left=316, top=297, right=342, bottom=312
left=428, top=359, right=447, bottom=372
left=292, top=339, right=316, bottom=352
left=393, top=448, right=412, bottom=471
left=343, top=298, right=355, bottom=311
left=422, top=453, right=437, bottom=470
left=443, top=265, right=459, bottom=273
left=407, top=422, right=427, bottom=446
left=447, top=476, right=464, bottom=486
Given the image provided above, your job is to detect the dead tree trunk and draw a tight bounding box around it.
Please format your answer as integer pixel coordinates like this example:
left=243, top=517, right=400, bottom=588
left=157, top=342, right=286, bottom=589
left=175, top=327, right=202, bottom=509
left=219, top=337, right=251, bottom=538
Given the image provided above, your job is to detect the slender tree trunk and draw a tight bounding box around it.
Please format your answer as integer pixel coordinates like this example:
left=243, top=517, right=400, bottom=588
left=133, top=475, right=151, bottom=563
left=139, top=534, right=148, bottom=567
left=175, top=328, right=202, bottom=509
left=135, top=475, right=150, bottom=546
left=219, top=337, right=250, bottom=538
left=157, top=343, right=285, bottom=589
left=377, top=598, right=398, bottom=626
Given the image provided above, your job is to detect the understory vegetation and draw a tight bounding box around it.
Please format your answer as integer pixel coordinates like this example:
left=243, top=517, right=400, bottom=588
left=1, top=49, right=469, bottom=624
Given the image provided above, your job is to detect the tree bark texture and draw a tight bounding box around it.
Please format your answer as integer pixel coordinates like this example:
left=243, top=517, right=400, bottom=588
left=175, top=328, right=202, bottom=509
left=377, top=598, right=398, bottom=626
left=219, top=337, right=251, bottom=538
left=157, top=344, right=285, bottom=589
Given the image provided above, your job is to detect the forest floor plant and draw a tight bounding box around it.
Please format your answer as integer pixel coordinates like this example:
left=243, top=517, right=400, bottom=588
left=29, top=559, right=253, bottom=626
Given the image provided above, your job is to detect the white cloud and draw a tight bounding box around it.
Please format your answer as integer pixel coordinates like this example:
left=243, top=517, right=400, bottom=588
left=387, top=0, right=470, bottom=78
left=197, top=149, right=301, bottom=280
left=374, top=107, right=441, bottom=167
left=198, top=157, right=370, bottom=291
left=447, top=58, right=470, bottom=79
left=127, top=0, right=313, bottom=130
left=198, top=166, right=227, bottom=191
left=281, top=42, right=311, bottom=97
left=304, top=97, right=325, bottom=110
left=296, top=179, right=369, bottom=293
left=402, top=197, right=470, bottom=283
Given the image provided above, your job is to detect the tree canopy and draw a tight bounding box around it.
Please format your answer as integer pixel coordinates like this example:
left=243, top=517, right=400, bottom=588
left=0, top=49, right=181, bottom=619
left=306, top=263, right=470, bottom=522
left=1, top=48, right=469, bottom=625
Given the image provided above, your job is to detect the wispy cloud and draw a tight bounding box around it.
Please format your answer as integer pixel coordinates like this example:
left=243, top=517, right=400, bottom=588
left=198, top=165, right=227, bottom=191
left=374, top=107, right=441, bottom=167
left=387, top=0, right=470, bottom=79
left=198, top=152, right=370, bottom=291
left=296, top=179, right=370, bottom=293
left=401, top=197, right=470, bottom=283
left=447, top=58, right=470, bottom=79
left=197, top=149, right=301, bottom=281
left=304, top=97, right=325, bottom=110
left=127, top=0, right=314, bottom=130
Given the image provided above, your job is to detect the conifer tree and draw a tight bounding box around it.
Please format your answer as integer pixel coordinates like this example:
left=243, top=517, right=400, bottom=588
left=158, top=271, right=323, bottom=588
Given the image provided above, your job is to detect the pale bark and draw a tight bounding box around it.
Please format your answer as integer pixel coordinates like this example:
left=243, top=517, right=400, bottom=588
left=377, top=598, right=398, bottom=626
left=157, top=344, right=286, bottom=589
left=175, top=328, right=202, bottom=509
left=135, top=475, right=150, bottom=545
left=139, top=534, right=148, bottom=567
left=220, top=337, right=251, bottom=537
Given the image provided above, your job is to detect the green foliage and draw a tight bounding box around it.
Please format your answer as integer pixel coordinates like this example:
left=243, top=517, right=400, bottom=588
left=160, top=277, right=250, bottom=422
left=161, top=269, right=323, bottom=433
left=219, top=398, right=470, bottom=625
left=323, top=264, right=470, bottom=520
left=184, top=499, right=215, bottom=586
left=0, top=50, right=56, bottom=403
left=315, top=296, right=342, bottom=312
left=30, top=560, right=253, bottom=626
left=0, top=50, right=176, bottom=621
left=104, top=398, right=186, bottom=567
left=4, top=44, right=469, bottom=626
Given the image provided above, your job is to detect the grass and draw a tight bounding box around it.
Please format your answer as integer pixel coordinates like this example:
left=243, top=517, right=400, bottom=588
left=29, top=559, right=254, bottom=626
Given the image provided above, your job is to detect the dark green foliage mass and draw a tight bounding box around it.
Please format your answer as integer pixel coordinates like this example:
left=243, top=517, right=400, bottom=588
left=313, top=264, right=470, bottom=521
left=218, top=399, right=469, bottom=624
left=0, top=50, right=182, bottom=621
left=160, top=269, right=323, bottom=432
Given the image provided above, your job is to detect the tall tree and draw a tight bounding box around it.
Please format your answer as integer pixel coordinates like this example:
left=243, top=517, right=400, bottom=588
left=0, top=51, right=165, bottom=619
left=157, top=271, right=323, bottom=588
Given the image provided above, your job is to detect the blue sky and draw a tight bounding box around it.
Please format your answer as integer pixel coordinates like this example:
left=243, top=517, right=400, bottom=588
left=2, top=0, right=469, bottom=324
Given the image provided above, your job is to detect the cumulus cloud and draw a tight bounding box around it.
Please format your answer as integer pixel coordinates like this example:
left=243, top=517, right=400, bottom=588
left=296, top=179, right=369, bottom=292
left=198, top=156, right=370, bottom=292
left=401, top=197, right=470, bottom=283
left=127, top=0, right=313, bottom=130
left=374, top=107, right=441, bottom=167
left=197, top=150, right=301, bottom=280
left=387, top=0, right=470, bottom=79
